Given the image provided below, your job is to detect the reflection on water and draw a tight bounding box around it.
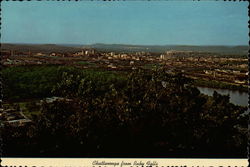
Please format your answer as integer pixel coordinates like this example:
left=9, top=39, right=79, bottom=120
left=197, top=86, right=248, bottom=107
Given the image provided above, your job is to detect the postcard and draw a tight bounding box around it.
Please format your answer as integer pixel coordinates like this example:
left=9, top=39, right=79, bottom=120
left=0, top=1, right=248, bottom=166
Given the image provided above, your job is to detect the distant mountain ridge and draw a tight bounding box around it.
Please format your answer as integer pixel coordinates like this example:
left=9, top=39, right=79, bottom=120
left=1, top=43, right=248, bottom=55
left=1, top=43, right=83, bottom=53
left=83, top=43, right=249, bottom=55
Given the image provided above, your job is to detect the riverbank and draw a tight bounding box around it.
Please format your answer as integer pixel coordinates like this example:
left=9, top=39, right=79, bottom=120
left=193, top=78, right=248, bottom=93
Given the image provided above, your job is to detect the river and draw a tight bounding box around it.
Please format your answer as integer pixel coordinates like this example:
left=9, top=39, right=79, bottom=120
left=197, top=86, right=248, bottom=107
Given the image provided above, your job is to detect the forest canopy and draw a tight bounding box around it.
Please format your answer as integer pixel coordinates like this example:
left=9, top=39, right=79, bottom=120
left=1, top=65, right=248, bottom=157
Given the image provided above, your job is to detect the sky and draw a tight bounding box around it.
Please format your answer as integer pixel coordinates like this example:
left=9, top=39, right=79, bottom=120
left=1, top=1, right=249, bottom=46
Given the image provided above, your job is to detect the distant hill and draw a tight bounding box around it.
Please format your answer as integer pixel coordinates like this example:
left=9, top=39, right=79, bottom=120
left=1, top=43, right=248, bottom=55
left=1, top=43, right=82, bottom=53
left=83, top=43, right=249, bottom=55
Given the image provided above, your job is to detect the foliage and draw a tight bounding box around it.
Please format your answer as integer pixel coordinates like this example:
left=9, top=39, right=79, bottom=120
left=2, top=65, right=60, bottom=100
left=1, top=65, right=125, bottom=100
left=2, top=67, right=247, bottom=157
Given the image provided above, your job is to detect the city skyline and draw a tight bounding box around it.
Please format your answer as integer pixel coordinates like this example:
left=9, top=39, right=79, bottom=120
left=1, top=1, right=249, bottom=46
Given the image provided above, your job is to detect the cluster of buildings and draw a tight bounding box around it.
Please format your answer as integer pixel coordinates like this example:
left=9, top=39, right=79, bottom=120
left=99, top=51, right=157, bottom=62
left=159, top=50, right=199, bottom=60
left=0, top=107, right=32, bottom=127
left=2, top=58, right=44, bottom=66
left=1, top=48, right=248, bottom=85
left=72, top=49, right=96, bottom=57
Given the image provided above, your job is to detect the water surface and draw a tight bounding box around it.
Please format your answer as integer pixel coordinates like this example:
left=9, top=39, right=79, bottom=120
left=197, top=86, right=248, bottom=107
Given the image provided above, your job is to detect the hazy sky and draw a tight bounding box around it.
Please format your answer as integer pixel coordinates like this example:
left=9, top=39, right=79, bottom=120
left=1, top=1, right=249, bottom=45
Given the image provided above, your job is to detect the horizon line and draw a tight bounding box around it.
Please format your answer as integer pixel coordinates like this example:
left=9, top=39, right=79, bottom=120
left=1, top=42, right=248, bottom=47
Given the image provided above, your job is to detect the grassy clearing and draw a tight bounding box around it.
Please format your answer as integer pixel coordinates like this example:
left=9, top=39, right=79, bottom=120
left=143, top=63, right=163, bottom=69
left=76, top=61, right=97, bottom=67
